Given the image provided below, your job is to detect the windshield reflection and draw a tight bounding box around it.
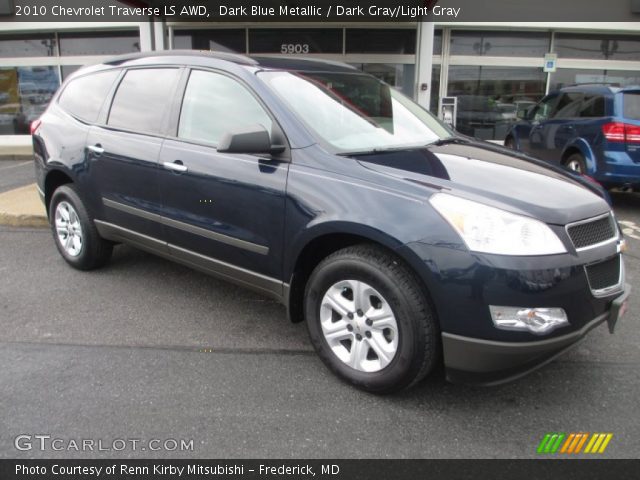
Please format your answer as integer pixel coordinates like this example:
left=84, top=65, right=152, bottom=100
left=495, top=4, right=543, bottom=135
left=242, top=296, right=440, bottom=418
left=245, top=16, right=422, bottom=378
left=260, top=70, right=452, bottom=153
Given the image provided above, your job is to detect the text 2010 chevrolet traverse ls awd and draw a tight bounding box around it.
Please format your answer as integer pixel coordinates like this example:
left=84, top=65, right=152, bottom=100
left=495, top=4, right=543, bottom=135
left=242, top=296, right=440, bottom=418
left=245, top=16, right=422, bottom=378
left=32, top=51, right=630, bottom=392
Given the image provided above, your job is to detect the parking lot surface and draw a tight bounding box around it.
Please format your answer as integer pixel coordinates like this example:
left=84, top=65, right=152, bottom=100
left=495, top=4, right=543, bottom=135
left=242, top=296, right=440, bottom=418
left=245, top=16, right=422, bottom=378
left=0, top=188, right=639, bottom=459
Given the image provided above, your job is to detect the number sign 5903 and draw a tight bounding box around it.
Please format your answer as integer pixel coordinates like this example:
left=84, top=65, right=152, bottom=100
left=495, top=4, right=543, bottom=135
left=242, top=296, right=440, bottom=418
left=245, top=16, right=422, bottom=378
left=280, top=44, right=310, bottom=54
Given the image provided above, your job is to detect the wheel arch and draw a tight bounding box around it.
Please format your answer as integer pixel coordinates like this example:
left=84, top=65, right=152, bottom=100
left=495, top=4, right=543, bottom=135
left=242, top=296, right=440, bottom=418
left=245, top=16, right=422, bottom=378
left=284, top=223, right=435, bottom=325
left=44, top=168, right=74, bottom=216
left=504, top=133, right=518, bottom=150
left=561, top=139, right=596, bottom=175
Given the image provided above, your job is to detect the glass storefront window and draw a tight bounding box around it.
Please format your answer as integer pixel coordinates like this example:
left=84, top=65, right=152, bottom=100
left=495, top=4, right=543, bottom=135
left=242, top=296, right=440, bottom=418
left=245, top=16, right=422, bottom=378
left=61, top=66, right=82, bottom=80
left=0, top=66, right=59, bottom=134
left=346, top=29, right=416, bottom=54
left=433, top=30, right=443, bottom=56
left=173, top=29, right=246, bottom=53
left=450, top=31, right=550, bottom=57
left=0, top=34, right=57, bottom=57
left=430, top=65, right=441, bottom=114
left=550, top=69, right=640, bottom=90
left=554, top=34, right=640, bottom=61
left=58, top=31, right=140, bottom=56
left=352, top=63, right=415, bottom=98
left=447, top=66, right=546, bottom=140
left=249, top=29, right=342, bottom=54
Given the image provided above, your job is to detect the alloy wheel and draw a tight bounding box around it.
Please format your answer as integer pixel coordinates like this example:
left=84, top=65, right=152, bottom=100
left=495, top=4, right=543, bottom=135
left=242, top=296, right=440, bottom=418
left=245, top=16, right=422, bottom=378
left=319, top=279, right=399, bottom=372
left=54, top=201, right=83, bottom=257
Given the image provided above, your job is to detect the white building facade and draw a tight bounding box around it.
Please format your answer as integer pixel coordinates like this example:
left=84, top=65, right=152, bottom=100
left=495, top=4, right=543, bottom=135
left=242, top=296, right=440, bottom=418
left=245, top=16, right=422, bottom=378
left=1, top=20, right=639, bottom=151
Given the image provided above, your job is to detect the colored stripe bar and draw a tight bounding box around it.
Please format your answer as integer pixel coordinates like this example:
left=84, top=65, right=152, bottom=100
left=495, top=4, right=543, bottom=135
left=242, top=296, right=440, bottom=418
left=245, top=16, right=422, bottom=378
left=550, top=433, right=565, bottom=453
left=567, top=434, right=582, bottom=454
left=598, top=434, right=613, bottom=453
left=560, top=433, right=575, bottom=454
left=538, top=432, right=613, bottom=455
left=537, top=434, right=552, bottom=454
left=584, top=434, right=599, bottom=453
left=544, top=434, right=559, bottom=454
left=590, top=434, right=607, bottom=454
left=573, top=433, right=589, bottom=454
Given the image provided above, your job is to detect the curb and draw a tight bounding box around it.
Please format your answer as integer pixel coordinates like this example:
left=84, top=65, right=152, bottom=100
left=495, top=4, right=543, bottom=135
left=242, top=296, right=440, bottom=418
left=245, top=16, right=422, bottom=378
left=0, top=184, right=49, bottom=228
left=0, top=212, right=49, bottom=228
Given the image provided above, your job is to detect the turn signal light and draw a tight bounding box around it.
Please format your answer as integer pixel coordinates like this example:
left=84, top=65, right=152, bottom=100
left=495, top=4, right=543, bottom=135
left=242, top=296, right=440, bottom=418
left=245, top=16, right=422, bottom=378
left=30, top=119, right=42, bottom=135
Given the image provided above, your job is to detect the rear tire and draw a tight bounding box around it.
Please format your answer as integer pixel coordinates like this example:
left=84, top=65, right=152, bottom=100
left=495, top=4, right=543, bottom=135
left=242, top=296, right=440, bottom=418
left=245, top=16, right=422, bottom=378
left=564, top=153, right=587, bottom=174
left=304, top=244, right=439, bottom=393
left=49, top=184, right=112, bottom=270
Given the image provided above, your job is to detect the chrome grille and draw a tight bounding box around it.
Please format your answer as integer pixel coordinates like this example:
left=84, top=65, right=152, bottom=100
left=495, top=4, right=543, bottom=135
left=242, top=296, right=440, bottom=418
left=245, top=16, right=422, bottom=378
left=585, top=255, right=622, bottom=295
left=567, top=214, right=616, bottom=250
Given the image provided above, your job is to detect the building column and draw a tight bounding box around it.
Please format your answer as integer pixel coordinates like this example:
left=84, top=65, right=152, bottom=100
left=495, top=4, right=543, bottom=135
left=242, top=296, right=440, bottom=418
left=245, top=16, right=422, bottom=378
left=154, top=19, right=167, bottom=51
left=415, top=21, right=435, bottom=109
left=139, top=20, right=154, bottom=51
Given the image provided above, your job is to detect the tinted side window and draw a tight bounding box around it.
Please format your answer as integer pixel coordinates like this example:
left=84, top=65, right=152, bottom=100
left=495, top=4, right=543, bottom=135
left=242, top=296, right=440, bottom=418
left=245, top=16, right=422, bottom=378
left=623, top=93, right=640, bottom=120
left=532, top=94, right=559, bottom=121
left=553, top=92, right=583, bottom=118
left=108, top=68, right=180, bottom=134
left=579, top=95, right=606, bottom=117
left=178, top=70, right=272, bottom=145
left=58, top=70, right=120, bottom=123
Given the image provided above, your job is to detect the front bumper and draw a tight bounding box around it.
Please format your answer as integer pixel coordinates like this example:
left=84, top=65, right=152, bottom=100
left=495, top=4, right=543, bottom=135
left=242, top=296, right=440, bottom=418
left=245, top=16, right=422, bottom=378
left=443, top=284, right=631, bottom=386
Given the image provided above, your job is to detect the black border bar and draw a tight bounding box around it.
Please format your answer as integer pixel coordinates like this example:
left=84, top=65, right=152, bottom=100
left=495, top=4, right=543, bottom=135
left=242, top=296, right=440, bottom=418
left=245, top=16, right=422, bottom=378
left=3, top=0, right=640, bottom=22
left=2, top=459, right=640, bottom=480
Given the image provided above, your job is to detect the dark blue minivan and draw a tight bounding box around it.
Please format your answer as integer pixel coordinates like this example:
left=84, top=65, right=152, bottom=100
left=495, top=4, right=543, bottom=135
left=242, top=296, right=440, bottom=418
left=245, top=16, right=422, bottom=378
left=32, top=52, right=630, bottom=392
left=505, top=85, right=640, bottom=190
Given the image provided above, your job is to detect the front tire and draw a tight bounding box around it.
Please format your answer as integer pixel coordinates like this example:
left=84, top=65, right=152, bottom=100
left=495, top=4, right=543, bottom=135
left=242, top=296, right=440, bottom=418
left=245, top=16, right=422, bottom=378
left=304, top=245, right=439, bottom=393
left=49, top=184, right=112, bottom=270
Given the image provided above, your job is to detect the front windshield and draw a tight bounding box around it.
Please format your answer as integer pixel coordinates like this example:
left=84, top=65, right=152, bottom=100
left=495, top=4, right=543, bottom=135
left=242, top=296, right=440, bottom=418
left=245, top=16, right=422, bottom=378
left=259, top=70, right=453, bottom=153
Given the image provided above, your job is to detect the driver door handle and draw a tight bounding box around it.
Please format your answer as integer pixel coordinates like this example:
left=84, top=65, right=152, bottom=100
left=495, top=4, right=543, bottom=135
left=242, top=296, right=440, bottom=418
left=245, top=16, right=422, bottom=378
left=87, top=144, right=104, bottom=155
left=163, top=160, right=188, bottom=173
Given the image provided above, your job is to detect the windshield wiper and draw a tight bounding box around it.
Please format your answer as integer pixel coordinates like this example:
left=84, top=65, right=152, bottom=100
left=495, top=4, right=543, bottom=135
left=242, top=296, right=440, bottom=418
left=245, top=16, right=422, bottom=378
left=339, top=145, right=428, bottom=156
left=428, top=136, right=471, bottom=147
left=339, top=137, right=470, bottom=156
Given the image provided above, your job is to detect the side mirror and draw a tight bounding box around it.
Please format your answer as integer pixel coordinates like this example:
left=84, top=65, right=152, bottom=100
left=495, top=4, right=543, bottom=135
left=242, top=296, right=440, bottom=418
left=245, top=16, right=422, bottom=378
left=217, top=124, right=285, bottom=155
left=522, top=105, right=535, bottom=120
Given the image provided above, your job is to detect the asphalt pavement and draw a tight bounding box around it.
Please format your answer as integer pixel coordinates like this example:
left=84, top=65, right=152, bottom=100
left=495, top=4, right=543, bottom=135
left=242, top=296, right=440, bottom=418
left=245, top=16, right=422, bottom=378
left=0, top=174, right=639, bottom=458
left=0, top=159, right=34, bottom=194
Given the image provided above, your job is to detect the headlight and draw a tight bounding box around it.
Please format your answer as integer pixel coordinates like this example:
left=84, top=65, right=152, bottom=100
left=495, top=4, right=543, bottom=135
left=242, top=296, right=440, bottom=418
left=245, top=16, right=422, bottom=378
left=430, top=193, right=566, bottom=256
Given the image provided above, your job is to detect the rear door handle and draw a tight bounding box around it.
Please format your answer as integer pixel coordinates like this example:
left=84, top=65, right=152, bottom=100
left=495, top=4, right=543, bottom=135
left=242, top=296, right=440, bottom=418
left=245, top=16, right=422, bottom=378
left=87, top=144, right=104, bottom=155
left=163, top=161, right=188, bottom=173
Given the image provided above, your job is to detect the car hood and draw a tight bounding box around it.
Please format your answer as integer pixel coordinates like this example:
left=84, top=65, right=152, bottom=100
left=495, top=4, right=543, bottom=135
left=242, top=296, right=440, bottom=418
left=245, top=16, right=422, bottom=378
left=353, top=141, right=610, bottom=225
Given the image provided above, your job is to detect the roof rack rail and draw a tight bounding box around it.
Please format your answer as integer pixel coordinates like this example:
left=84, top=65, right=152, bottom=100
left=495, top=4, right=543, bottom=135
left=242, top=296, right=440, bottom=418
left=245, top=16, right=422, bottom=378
left=565, top=82, right=621, bottom=88
left=103, top=49, right=258, bottom=66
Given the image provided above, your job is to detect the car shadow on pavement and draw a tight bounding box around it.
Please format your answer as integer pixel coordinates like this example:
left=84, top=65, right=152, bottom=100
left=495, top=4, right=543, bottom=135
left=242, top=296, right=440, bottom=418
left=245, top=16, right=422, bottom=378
left=610, top=190, right=640, bottom=209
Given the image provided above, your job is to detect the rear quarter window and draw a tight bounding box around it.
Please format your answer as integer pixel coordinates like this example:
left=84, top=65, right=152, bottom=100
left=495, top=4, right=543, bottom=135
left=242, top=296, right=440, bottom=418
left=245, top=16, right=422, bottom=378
left=552, top=92, right=583, bottom=118
left=58, top=70, right=120, bottom=123
left=579, top=95, right=606, bottom=117
left=622, top=93, right=640, bottom=120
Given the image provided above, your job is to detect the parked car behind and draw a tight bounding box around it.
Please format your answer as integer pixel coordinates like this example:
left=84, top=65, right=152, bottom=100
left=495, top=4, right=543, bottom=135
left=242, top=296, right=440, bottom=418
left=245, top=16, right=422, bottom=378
left=32, top=52, right=629, bottom=392
left=505, top=84, right=640, bottom=190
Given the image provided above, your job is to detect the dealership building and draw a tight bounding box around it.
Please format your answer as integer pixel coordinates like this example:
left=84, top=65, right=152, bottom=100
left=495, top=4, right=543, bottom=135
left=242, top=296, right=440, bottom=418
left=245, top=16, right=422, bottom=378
left=1, top=13, right=640, bottom=152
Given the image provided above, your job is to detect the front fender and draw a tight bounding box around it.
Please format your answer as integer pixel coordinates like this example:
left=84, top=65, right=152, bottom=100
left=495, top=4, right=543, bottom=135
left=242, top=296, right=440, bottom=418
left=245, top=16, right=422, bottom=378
left=285, top=219, right=406, bottom=280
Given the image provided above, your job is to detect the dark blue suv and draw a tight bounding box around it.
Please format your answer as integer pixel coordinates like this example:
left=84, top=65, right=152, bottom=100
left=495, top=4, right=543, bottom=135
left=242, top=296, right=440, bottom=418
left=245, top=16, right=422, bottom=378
left=505, top=85, right=640, bottom=190
left=32, top=52, right=629, bottom=392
